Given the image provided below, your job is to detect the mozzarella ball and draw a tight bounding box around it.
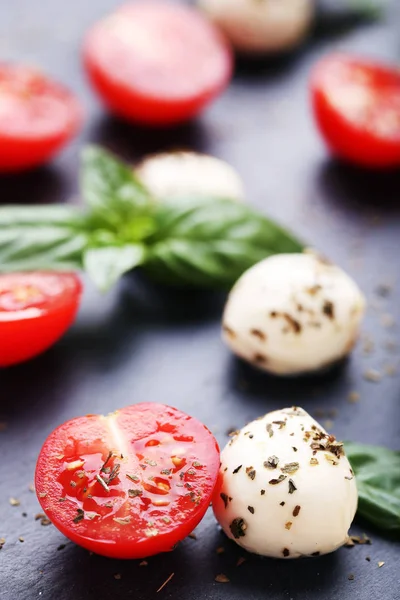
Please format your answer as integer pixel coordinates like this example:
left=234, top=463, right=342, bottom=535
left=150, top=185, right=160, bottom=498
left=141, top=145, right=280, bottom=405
left=198, top=0, right=314, bottom=55
left=136, top=151, right=245, bottom=202
left=222, top=253, right=365, bottom=375
left=213, top=407, right=358, bottom=558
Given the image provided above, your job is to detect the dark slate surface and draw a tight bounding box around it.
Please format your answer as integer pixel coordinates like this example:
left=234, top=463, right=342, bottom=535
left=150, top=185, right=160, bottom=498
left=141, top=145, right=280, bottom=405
left=0, top=1, right=400, bottom=599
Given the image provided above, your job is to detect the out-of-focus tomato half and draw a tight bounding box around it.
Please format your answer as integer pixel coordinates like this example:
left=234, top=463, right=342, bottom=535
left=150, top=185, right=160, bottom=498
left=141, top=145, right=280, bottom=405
left=0, top=64, right=83, bottom=172
left=311, top=54, right=400, bottom=168
left=35, top=402, right=220, bottom=559
left=83, top=1, right=233, bottom=126
left=0, top=272, right=82, bottom=366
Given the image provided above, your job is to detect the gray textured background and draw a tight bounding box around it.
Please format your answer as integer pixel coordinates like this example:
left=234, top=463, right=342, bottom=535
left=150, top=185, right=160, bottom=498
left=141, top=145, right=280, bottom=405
left=0, top=1, right=399, bottom=599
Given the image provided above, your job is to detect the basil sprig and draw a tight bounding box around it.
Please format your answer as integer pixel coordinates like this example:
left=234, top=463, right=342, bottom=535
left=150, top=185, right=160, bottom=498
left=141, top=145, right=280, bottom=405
left=346, top=442, right=400, bottom=533
left=0, top=146, right=303, bottom=291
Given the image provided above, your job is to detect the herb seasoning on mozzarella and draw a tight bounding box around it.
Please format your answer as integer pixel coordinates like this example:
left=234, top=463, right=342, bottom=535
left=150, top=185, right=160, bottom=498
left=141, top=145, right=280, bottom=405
left=213, top=407, right=358, bottom=558
left=222, top=252, right=366, bottom=376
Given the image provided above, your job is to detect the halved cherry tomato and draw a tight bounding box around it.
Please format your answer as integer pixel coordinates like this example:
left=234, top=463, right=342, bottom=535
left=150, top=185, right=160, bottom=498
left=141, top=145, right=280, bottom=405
left=311, top=54, right=400, bottom=168
left=83, top=2, right=232, bottom=126
left=35, top=403, right=220, bottom=559
left=0, top=64, right=83, bottom=172
left=0, top=272, right=82, bottom=366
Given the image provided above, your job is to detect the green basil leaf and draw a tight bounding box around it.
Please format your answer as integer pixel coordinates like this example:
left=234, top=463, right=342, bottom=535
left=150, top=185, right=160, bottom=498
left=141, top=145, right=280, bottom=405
left=144, top=197, right=303, bottom=288
left=346, top=442, right=400, bottom=533
left=0, top=206, right=88, bottom=272
left=81, top=146, right=151, bottom=228
left=83, top=244, right=146, bottom=292
left=0, top=204, right=82, bottom=227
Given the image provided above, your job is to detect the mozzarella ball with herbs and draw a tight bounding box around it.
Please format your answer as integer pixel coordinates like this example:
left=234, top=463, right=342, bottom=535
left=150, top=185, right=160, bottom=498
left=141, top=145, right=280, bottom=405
left=213, top=407, right=358, bottom=558
left=198, top=0, right=314, bottom=55
left=222, top=253, right=365, bottom=375
left=136, top=151, right=245, bottom=202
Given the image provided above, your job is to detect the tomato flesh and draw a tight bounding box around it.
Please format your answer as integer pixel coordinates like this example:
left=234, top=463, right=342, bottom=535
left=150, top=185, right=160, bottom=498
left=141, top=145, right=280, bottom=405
left=83, top=2, right=232, bottom=126
left=35, top=403, right=220, bottom=559
left=0, top=64, right=83, bottom=172
left=0, top=272, right=82, bottom=366
left=311, top=54, right=400, bottom=168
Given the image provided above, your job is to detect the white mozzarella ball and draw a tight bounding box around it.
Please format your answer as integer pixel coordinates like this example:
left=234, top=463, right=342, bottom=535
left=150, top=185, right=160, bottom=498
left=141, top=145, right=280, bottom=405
left=222, top=253, right=365, bottom=375
left=136, top=151, right=245, bottom=202
left=213, top=407, right=358, bottom=558
left=198, top=0, right=314, bottom=55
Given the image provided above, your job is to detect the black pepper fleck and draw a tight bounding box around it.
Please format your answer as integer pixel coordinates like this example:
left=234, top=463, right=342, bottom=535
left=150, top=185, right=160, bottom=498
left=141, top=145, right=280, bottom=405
left=220, top=493, right=229, bottom=509
left=293, top=505, right=301, bottom=517
left=229, top=518, right=247, bottom=539
left=264, top=455, right=279, bottom=469
left=269, top=475, right=286, bottom=485
left=322, top=300, right=335, bottom=320
left=246, top=467, right=256, bottom=480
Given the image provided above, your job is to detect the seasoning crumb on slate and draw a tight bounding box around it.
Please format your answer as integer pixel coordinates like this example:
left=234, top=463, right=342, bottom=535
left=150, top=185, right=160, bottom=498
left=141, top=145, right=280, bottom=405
left=157, top=573, right=174, bottom=592
left=378, top=561, right=385, bottom=568
left=216, top=546, right=225, bottom=555
left=236, top=557, right=246, bottom=567
left=383, top=339, right=398, bottom=353
left=366, top=556, right=371, bottom=562
left=0, top=538, right=5, bottom=549
left=9, top=498, right=20, bottom=507
left=380, top=313, right=395, bottom=328
left=363, top=369, right=381, bottom=383
left=348, top=573, right=355, bottom=581
left=35, top=513, right=52, bottom=526
left=384, top=364, right=397, bottom=376
left=114, top=573, right=121, bottom=580
left=375, top=283, right=392, bottom=297
left=18, top=537, right=24, bottom=543
left=57, top=544, right=66, bottom=551
left=348, top=534, right=371, bottom=545
left=348, top=391, right=360, bottom=403
left=215, top=573, right=230, bottom=583
left=139, top=560, right=148, bottom=566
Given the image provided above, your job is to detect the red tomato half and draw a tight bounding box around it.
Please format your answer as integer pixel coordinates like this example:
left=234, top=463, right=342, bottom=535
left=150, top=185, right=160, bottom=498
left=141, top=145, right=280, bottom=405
left=311, top=54, right=400, bottom=168
left=35, top=403, right=220, bottom=559
left=0, top=272, right=82, bottom=366
left=0, top=64, right=83, bottom=172
left=83, top=2, right=232, bottom=126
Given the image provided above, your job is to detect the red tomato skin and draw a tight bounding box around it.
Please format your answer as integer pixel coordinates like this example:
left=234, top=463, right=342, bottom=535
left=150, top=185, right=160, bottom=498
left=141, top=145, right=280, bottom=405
left=0, top=64, right=83, bottom=172
left=311, top=55, right=400, bottom=168
left=83, top=2, right=233, bottom=127
left=35, top=403, right=220, bottom=559
left=0, top=272, right=82, bottom=367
